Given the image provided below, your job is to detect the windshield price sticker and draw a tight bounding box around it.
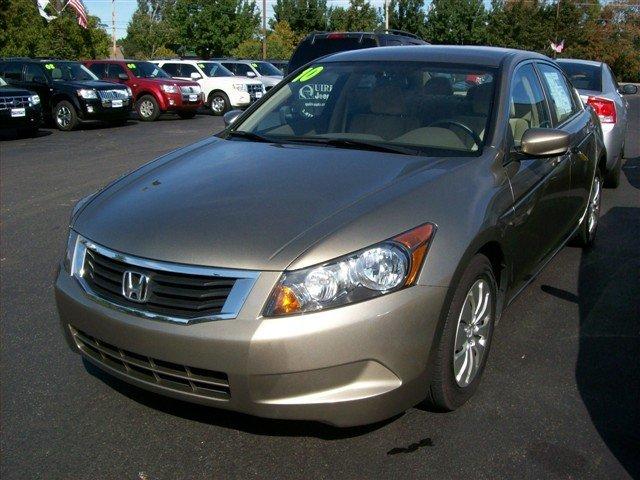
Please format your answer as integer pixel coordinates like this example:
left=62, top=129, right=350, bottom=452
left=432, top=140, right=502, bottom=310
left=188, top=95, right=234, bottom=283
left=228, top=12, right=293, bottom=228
left=127, top=63, right=136, bottom=69
left=198, top=63, right=205, bottom=69
left=44, top=63, right=55, bottom=70
left=251, top=63, right=258, bottom=68
left=292, top=66, right=324, bottom=82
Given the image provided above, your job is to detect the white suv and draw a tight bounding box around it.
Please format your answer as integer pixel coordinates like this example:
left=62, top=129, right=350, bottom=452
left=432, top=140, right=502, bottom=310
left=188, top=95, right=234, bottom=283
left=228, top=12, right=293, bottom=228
left=154, top=60, right=265, bottom=115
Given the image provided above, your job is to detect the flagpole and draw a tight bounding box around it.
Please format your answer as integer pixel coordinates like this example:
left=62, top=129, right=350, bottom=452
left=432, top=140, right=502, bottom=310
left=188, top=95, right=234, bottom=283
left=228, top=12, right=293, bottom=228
left=112, top=0, right=116, bottom=58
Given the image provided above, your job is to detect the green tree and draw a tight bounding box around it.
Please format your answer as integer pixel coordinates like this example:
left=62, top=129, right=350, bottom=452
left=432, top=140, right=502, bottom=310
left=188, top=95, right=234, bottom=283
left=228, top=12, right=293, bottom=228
left=168, top=0, right=260, bottom=58
left=388, top=0, right=426, bottom=38
left=486, top=0, right=551, bottom=51
left=328, top=0, right=380, bottom=31
left=271, top=0, right=328, bottom=35
left=425, top=0, right=488, bottom=45
left=0, top=0, right=110, bottom=59
left=233, top=21, right=298, bottom=58
left=121, top=0, right=175, bottom=59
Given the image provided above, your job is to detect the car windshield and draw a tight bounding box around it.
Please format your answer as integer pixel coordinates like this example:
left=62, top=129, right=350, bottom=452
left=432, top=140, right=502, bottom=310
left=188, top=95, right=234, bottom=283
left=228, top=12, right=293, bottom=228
left=231, top=61, right=496, bottom=156
left=251, top=61, right=283, bottom=76
left=557, top=62, right=602, bottom=92
left=198, top=62, right=234, bottom=77
left=129, top=62, right=170, bottom=79
left=45, top=62, right=98, bottom=81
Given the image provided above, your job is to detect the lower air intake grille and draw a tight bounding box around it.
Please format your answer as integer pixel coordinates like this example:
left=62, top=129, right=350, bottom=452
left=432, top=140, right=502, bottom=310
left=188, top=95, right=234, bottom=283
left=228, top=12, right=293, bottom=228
left=71, top=327, right=230, bottom=400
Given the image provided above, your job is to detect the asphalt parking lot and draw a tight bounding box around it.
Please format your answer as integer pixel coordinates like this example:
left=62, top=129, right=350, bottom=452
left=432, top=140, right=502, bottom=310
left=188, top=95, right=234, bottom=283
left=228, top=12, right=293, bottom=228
left=1, top=98, right=639, bottom=479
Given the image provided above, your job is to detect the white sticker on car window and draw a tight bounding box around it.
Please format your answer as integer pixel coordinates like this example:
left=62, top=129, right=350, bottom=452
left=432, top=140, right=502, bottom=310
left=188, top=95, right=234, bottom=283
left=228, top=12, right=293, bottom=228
left=542, top=70, right=573, bottom=118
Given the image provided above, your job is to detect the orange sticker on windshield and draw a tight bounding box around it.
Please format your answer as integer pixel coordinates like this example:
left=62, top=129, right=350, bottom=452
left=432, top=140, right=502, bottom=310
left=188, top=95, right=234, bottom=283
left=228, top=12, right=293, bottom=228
left=292, top=66, right=324, bottom=82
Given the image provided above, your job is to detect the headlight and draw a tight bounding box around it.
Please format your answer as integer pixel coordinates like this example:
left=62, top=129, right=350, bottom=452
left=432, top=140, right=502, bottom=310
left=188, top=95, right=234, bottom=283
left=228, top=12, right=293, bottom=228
left=161, top=84, right=177, bottom=93
left=264, top=223, right=435, bottom=316
left=125, top=86, right=133, bottom=97
left=63, top=230, right=79, bottom=273
left=28, top=94, right=40, bottom=106
left=191, top=85, right=202, bottom=94
left=77, top=88, right=97, bottom=99
left=232, top=83, right=248, bottom=92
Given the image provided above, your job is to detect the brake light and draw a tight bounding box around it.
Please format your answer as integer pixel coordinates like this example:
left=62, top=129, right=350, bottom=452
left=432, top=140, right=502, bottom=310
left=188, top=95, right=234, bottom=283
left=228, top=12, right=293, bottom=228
left=587, top=96, right=617, bottom=124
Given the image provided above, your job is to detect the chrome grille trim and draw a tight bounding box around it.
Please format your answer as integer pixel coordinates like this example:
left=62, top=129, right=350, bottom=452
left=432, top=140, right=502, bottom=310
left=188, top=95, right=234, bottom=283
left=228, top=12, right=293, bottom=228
left=0, top=96, right=30, bottom=110
left=179, top=85, right=200, bottom=94
left=247, top=84, right=263, bottom=94
left=71, top=326, right=231, bottom=400
left=70, top=234, right=259, bottom=325
left=97, top=89, right=129, bottom=101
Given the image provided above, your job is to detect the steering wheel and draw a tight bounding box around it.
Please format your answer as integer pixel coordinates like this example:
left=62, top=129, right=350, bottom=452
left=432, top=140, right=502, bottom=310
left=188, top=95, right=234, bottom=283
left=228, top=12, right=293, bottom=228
left=426, top=120, right=482, bottom=149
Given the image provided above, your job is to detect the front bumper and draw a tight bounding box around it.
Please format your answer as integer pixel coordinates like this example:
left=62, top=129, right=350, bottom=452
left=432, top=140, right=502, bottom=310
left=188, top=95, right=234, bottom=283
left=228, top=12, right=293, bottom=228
left=78, top=98, right=132, bottom=121
left=55, top=266, right=445, bottom=426
left=0, top=106, right=42, bottom=129
left=228, top=90, right=263, bottom=108
left=162, top=92, right=203, bottom=112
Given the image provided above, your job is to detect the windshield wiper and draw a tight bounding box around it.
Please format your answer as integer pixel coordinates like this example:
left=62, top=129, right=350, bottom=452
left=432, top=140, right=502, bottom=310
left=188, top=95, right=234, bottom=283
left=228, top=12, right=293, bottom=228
left=283, top=137, right=420, bottom=156
left=226, top=130, right=273, bottom=143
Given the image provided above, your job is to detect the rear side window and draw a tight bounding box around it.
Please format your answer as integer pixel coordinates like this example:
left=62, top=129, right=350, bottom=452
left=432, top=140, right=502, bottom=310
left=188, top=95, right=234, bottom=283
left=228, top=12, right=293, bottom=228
left=24, top=63, right=45, bottom=82
left=537, top=63, right=579, bottom=125
left=557, top=62, right=602, bottom=92
left=107, top=63, right=127, bottom=79
left=290, top=36, right=378, bottom=71
left=180, top=64, right=198, bottom=77
left=509, top=64, right=551, bottom=146
left=3, top=62, right=23, bottom=81
left=87, top=63, right=106, bottom=78
left=161, top=63, right=181, bottom=76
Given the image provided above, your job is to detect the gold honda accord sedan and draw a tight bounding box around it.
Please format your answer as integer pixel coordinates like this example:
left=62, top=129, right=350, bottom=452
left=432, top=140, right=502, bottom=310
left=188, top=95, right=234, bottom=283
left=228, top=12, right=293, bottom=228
left=55, top=46, right=604, bottom=426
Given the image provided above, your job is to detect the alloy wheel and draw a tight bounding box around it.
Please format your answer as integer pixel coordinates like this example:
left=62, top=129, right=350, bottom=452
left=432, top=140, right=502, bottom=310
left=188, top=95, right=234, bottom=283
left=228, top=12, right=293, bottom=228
left=587, top=175, right=602, bottom=237
left=453, top=278, right=492, bottom=387
left=56, top=106, right=72, bottom=128
left=139, top=100, right=154, bottom=118
left=211, top=96, right=225, bottom=114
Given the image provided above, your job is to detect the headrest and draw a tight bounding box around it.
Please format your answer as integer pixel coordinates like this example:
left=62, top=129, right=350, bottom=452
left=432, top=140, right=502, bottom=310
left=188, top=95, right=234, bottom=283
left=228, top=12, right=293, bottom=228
left=51, top=68, right=62, bottom=80
left=468, top=83, right=493, bottom=115
left=370, top=85, right=405, bottom=115
left=424, top=77, right=453, bottom=96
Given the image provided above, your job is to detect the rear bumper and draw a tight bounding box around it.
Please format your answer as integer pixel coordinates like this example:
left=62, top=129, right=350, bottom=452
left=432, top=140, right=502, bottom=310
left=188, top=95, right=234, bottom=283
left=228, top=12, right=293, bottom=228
left=601, top=122, right=625, bottom=169
left=55, top=266, right=446, bottom=426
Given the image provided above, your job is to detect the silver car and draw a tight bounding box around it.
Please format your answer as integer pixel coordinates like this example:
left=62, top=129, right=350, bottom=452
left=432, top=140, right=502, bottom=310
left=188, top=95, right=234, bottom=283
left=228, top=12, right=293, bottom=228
left=557, top=58, right=638, bottom=188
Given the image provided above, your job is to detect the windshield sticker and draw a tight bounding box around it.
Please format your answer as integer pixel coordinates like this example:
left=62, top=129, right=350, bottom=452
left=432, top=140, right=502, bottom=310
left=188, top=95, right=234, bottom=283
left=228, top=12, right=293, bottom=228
left=127, top=63, right=136, bottom=69
left=251, top=62, right=258, bottom=68
left=292, top=66, right=324, bottom=82
left=198, top=63, right=205, bottom=69
left=44, top=63, right=55, bottom=70
left=542, top=70, right=573, bottom=118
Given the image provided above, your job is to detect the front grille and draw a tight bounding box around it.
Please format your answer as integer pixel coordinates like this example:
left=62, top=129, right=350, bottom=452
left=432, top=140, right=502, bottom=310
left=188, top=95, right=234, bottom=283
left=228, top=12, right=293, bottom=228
left=180, top=85, right=199, bottom=95
left=97, top=89, right=129, bottom=101
left=71, top=327, right=230, bottom=400
left=0, top=96, right=29, bottom=110
left=82, top=248, right=237, bottom=319
left=247, top=84, right=264, bottom=99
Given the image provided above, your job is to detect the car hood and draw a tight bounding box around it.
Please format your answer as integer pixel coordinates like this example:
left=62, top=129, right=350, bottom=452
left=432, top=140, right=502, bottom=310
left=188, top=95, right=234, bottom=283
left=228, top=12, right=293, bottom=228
left=0, top=86, right=34, bottom=96
left=74, top=138, right=449, bottom=271
left=56, top=80, right=128, bottom=90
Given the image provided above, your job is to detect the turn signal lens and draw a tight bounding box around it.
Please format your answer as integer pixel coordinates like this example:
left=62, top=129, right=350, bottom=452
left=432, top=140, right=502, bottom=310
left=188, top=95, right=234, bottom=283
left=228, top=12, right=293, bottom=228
left=265, top=223, right=436, bottom=317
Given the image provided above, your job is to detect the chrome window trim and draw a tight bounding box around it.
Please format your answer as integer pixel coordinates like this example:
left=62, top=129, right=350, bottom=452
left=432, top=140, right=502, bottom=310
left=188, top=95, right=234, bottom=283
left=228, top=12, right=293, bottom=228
left=70, top=234, right=260, bottom=325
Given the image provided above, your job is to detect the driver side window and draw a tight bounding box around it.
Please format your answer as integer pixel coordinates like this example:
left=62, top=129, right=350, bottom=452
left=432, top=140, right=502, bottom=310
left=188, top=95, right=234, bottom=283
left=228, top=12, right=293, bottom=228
left=509, top=64, right=551, bottom=147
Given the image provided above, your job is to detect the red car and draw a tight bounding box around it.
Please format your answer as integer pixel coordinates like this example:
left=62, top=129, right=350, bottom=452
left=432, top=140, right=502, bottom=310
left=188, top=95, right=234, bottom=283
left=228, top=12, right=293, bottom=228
left=84, top=60, right=203, bottom=121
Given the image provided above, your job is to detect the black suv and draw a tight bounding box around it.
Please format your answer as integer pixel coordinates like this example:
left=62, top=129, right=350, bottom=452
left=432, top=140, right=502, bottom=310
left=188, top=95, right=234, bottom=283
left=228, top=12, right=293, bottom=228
left=288, top=30, right=428, bottom=72
left=0, top=58, right=133, bottom=131
left=0, top=76, right=42, bottom=136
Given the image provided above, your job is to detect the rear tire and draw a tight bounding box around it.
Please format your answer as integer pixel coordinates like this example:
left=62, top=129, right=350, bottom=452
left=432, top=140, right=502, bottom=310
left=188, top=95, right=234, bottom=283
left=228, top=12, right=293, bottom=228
left=53, top=100, right=78, bottom=131
left=574, top=169, right=602, bottom=248
left=136, top=95, right=160, bottom=121
left=603, top=151, right=622, bottom=188
left=425, top=254, right=497, bottom=411
left=177, top=110, right=197, bottom=119
left=209, top=91, right=229, bottom=116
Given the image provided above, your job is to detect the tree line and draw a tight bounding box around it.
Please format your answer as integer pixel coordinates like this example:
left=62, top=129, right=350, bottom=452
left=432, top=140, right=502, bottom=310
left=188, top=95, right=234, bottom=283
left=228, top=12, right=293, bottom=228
left=1, top=0, right=639, bottom=81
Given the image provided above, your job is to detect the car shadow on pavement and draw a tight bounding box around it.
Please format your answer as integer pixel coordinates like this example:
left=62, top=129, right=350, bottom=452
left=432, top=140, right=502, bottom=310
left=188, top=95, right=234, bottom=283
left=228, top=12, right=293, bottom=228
left=0, top=129, right=52, bottom=141
left=83, top=358, right=398, bottom=440
left=623, top=156, right=639, bottom=189
left=542, top=205, right=640, bottom=478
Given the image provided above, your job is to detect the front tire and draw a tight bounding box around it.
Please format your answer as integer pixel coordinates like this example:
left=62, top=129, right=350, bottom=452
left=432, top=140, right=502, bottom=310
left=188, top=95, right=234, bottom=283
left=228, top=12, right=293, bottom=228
left=136, top=95, right=160, bottom=121
left=208, top=91, right=229, bottom=116
left=53, top=101, right=78, bottom=131
left=574, top=169, right=602, bottom=248
left=426, top=254, right=497, bottom=411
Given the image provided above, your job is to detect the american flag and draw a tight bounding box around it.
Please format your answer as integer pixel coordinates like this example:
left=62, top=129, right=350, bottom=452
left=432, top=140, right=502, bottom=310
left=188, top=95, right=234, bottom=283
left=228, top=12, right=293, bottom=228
left=66, top=0, right=88, bottom=28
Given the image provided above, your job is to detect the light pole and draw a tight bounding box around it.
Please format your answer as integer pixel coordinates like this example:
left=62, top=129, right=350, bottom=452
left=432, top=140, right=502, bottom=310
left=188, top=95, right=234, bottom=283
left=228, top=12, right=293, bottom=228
left=112, top=0, right=117, bottom=58
left=262, top=0, right=267, bottom=60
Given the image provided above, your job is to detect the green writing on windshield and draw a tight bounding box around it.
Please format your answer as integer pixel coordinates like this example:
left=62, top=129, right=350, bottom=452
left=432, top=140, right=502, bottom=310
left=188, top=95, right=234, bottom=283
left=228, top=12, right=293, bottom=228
left=44, top=63, right=55, bottom=70
left=198, top=63, right=205, bottom=69
left=292, top=66, right=323, bottom=82
left=127, top=63, right=136, bottom=69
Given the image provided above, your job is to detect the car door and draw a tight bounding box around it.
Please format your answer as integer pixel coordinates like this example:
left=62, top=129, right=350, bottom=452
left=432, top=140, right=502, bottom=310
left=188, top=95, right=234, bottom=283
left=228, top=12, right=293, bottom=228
left=503, top=62, right=573, bottom=291
left=176, top=63, right=198, bottom=81
left=22, top=63, right=51, bottom=110
left=106, top=63, right=129, bottom=85
left=536, top=62, right=595, bottom=224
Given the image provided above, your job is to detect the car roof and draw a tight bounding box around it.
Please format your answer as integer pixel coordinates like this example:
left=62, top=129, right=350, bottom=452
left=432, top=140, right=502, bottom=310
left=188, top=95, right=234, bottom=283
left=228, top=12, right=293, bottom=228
left=556, top=58, right=603, bottom=67
left=321, top=45, right=549, bottom=67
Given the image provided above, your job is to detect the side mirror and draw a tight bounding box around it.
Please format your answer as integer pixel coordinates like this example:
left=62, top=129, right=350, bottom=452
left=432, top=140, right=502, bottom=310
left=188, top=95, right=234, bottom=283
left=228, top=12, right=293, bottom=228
left=190, top=72, right=202, bottom=80
left=619, top=84, right=638, bottom=95
left=118, top=73, right=129, bottom=80
left=520, top=128, right=570, bottom=157
left=223, top=109, right=243, bottom=126
left=246, top=71, right=256, bottom=78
